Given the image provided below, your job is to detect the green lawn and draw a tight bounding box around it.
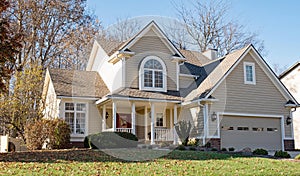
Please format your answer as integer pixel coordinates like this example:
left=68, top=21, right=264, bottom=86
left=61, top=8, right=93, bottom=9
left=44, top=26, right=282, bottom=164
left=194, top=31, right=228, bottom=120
left=0, top=149, right=299, bottom=175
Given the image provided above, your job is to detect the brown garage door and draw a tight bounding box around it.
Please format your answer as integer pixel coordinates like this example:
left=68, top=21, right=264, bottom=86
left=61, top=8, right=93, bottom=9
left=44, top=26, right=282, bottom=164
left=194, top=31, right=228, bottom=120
left=220, top=115, right=282, bottom=151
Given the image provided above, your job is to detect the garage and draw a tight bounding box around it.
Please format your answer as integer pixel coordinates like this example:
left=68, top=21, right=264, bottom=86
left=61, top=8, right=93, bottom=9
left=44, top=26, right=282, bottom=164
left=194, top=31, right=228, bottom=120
left=220, top=115, right=282, bottom=151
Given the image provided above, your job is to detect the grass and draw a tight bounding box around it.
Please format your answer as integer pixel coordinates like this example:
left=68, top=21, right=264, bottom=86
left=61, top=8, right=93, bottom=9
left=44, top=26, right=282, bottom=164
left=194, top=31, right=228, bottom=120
left=0, top=148, right=300, bottom=175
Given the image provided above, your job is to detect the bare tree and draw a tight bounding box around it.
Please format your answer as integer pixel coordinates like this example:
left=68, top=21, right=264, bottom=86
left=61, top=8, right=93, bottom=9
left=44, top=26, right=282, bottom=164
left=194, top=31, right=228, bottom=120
left=4, top=0, right=101, bottom=70
left=174, top=0, right=264, bottom=56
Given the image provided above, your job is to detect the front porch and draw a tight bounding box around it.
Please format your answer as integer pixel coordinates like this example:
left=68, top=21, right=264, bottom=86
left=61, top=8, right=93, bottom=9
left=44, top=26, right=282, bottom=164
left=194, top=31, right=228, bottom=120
left=98, top=100, right=179, bottom=144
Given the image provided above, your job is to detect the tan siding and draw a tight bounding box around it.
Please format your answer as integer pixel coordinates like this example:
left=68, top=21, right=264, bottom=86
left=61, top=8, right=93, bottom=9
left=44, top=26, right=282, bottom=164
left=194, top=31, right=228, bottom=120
left=126, top=34, right=177, bottom=90
left=210, top=53, right=291, bottom=137
left=166, top=109, right=171, bottom=128
left=179, top=106, right=204, bottom=138
left=88, top=103, right=102, bottom=134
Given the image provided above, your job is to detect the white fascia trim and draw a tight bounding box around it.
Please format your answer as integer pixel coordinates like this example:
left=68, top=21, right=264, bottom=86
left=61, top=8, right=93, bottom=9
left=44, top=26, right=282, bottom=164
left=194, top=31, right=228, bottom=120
left=181, top=98, right=219, bottom=106
left=57, top=96, right=98, bottom=101
left=109, top=96, right=181, bottom=103
left=179, top=73, right=199, bottom=79
left=95, top=97, right=109, bottom=105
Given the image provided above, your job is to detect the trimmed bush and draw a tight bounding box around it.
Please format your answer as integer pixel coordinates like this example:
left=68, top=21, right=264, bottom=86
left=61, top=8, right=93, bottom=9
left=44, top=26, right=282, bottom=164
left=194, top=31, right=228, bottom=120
left=274, top=150, right=291, bottom=158
left=253, top=148, right=268, bottom=155
left=228, top=147, right=235, bottom=152
left=84, top=132, right=138, bottom=149
left=176, top=145, right=186, bottom=150
left=295, top=154, right=300, bottom=160
left=221, top=148, right=227, bottom=151
left=211, top=148, right=218, bottom=151
left=25, top=119, right=70, bottom=150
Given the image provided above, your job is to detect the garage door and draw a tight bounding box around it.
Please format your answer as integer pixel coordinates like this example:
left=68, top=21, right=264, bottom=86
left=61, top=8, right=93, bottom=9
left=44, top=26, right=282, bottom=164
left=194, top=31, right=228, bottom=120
left=220, top=115, right=282, bottom=151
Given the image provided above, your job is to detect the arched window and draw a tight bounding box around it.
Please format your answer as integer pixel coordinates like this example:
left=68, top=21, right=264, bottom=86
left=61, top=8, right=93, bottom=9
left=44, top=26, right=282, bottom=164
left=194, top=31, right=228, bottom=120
left=139, top=56, right=167, bottom=92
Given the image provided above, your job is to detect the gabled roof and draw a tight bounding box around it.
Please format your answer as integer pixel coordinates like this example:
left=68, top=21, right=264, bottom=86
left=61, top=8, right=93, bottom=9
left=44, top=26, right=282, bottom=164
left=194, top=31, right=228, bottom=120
left=179, top=49, right=211, bottom=66
left=279, top=61, right=300, bottom=79
left=48, top=69, right=110, bottom=98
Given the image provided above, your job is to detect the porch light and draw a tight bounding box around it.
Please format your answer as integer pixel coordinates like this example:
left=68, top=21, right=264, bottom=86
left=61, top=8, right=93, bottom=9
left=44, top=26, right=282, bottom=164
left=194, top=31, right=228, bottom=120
left=286, top=116, right=292, bottom=125
left=211, top=112, right=217, bottom=121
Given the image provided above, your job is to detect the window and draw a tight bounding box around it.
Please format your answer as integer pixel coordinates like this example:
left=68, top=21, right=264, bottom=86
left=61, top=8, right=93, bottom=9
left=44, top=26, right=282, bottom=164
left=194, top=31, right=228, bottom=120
left=221, top=126, right=234, bottom=130
left=156, top=113, right=164, bottom=127
left=64, top=102, right=87, bottom=135
left=267, top=128, right=278, bottom=132
left=237, top=127, right=249, bottom=131
left=252, top=127, right=264, bottom=131
left=243, top=62, right=256, bottom=84
left=139, top=56, right=166, bottom=92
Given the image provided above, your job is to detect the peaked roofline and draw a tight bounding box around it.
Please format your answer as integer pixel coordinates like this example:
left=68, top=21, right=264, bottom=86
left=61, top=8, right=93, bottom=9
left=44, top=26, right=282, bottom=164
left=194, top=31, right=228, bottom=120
left=279, top=61, right=300, bottom=79
left=205, top=44, right=298, bottom=104
left=117, top=20, right=185, bottom=59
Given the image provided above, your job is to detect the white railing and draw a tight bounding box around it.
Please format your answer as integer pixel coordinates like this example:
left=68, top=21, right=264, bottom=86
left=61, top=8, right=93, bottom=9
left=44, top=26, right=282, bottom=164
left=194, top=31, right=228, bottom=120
left=102, top=128, right=114, bottom=132
left=154, top=128, right=174, bottom=141
left=116, top=128, right=132, bottom=133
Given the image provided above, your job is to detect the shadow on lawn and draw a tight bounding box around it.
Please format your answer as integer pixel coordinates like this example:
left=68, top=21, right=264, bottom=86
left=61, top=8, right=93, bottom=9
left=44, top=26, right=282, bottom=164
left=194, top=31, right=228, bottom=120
left=0, top=148, right=242, bottom=163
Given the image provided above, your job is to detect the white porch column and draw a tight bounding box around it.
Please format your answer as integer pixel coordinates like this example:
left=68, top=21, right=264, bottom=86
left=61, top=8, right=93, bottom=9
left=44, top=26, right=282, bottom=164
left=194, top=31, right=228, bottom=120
left=144, top=106, right=148, bottom=140
left=112, top=101, right=117, bottom=131
left=203, top=103, right=208, bottom=146
left=151, top=103, right=155, bottom=145
left=173, top=104, right=178, bottom=145
left=102, top=105, right=106, bottom=131
left=131, top=102, right=136, bottom=135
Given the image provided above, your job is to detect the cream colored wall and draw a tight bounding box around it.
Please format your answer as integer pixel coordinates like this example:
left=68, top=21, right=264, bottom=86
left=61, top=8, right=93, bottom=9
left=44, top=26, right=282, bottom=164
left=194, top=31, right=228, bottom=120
left=209, top=53, right=291, bottom=138
left=44, top=71, right=60, bottom=119
left=281, top=64, right=300, bottom=148
left=125, top=29, right=177, bottom=91
left=179, top=106, right=204, bottom=138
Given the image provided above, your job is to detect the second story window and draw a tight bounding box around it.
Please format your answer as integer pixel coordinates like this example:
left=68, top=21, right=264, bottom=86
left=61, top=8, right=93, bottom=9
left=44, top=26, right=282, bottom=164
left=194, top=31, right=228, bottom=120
left=140, top=56, right=167, bottom=92
left=243, top=62, right=256, bottom=85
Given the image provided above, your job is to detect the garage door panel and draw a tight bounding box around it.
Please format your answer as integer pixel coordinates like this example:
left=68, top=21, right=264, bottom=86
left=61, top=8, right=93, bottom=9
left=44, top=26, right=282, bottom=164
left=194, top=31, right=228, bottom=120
left=220, top=116, right=281, bottom=151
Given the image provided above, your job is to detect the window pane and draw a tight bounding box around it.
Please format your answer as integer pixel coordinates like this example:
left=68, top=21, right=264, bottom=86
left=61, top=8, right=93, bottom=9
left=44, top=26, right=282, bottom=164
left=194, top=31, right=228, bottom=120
left=144, top=60, right=154, bottom=69
left=144, top=59, right=162, bottom=70
left=76, top=112, right=85, bottom=134
left=153, top=60, right=162, bottom=69
left=154, top=71, right=163, bottom=88
left=144, top=70, right=153, bottom=87
left=65, top=103, right=74, bottom=110
left=156, top=113, right=163, bottom=127
left=76, top=103, right=86, bottom=111
left=246, top=65, right=253, bottom=82
left=65, top=112, right=74, bottom=133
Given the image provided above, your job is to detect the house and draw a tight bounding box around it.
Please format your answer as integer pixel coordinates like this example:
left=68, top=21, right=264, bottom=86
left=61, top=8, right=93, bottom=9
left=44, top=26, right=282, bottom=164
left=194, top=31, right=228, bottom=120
left=280, top=62, right=300, bottom=149
left=43, top=21, right=298, bottom=151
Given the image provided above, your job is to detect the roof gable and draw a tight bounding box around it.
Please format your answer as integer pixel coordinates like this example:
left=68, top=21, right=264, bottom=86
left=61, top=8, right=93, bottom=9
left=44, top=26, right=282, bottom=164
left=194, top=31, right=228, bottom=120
left=279, top=61, right=300, bottom=79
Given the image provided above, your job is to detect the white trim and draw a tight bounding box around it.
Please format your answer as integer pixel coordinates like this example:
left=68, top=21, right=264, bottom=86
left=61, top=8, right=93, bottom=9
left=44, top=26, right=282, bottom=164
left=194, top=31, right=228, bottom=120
left=219, top=112, right=285, bottom=151
left=173, top=104, right=178, bottom=145
left=108, top=96, right=181, bottom=103
left=102, top=105, right=106, bottom=131
left=112, top=101, right=117, bottom=131
left=179, top=73, right=199, bottom=79
left=203, top=104, right=209, bottom=145
left=181, top=98, right=219, bottom=106
left=131, top=102, right=136, bottom=135
left=139, top=56, right=167, bottom=92
left=176, top=62, right=179, bottom=91
left=122, top=58, right=126, bottom=88
left=144, top=106, right=148, bottom=140
left=243, top=62, right=256, bottom=85
left=151, top=103, right=155, bottom=145
left=57, top=96, right=98, bottom=101
left=86, top=103, right=89, bottom=135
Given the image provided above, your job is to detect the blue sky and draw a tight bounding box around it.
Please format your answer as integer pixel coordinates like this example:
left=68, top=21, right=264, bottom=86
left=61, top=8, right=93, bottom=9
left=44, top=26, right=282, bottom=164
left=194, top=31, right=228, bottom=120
left=87, top=0, right=300, bottom=72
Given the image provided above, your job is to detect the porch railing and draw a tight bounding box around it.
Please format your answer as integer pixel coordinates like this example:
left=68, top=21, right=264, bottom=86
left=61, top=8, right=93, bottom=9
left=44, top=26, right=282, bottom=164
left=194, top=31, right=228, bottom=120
left=154, top=128, right=174, bottom=141
left=116, top=128, right=132, bottom=133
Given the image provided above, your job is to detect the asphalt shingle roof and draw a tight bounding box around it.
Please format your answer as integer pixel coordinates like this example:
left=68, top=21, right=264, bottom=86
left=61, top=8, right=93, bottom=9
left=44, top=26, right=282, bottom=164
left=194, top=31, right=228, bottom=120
left=49, top=69, right=109, bottom=98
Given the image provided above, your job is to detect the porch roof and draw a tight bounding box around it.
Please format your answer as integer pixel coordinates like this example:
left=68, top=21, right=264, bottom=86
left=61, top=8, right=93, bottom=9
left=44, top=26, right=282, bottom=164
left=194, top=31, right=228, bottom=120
left=108, top=88, right=183, bottom=102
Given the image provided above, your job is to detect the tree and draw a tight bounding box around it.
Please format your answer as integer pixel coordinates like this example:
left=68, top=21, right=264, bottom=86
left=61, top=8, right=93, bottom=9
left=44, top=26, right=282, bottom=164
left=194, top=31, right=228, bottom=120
left=3, top=0, right=101, bottom=70
left=0, top=0, right=22, bottom=93
left=0, top=63, right=44, bottom=142
left=175, top=0, right=264, bottom=56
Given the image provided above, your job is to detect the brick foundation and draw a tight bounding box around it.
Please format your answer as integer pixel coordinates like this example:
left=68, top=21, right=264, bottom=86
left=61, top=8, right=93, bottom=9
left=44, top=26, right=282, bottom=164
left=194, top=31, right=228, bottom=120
left=208, top=138, right=220, bottom=150
left=284, top=139, right=295, bottom=151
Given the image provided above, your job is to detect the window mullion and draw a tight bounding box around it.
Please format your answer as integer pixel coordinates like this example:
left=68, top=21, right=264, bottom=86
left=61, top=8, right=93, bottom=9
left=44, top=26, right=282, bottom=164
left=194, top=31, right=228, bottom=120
left=152, top=69, right=155, bottom=88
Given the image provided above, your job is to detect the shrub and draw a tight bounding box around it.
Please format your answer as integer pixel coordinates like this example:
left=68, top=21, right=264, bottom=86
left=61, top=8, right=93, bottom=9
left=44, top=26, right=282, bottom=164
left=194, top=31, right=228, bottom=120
left=295, top=154, right=300, bottom=160
left=274, top=150, right=291, bottom=158
left=221, top=148, right=227, bottom=151
left=253, top=148, right=268, bottom=155
left=176, top=145, right=186, bottom=150
left=228, top=147, right=235, bottom=152
left=84, top=132, right=138, bottom=149
left=25, top=119, right=70, bottom=150
left=211, top=148, right=218, bottom=151
left=189, top=146, right=196, bottom=151
left=187, top=138, right=199, bottom=146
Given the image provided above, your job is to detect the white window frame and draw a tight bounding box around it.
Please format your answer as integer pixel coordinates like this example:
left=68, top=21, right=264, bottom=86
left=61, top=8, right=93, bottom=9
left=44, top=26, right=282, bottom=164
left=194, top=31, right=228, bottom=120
left=63, top=102, right=88, bottom=137
left=139, top=56, right=167, bottom=92
left=243, top=62, right=256, bottom=85
left=155, top=112, right=166, bottom=127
